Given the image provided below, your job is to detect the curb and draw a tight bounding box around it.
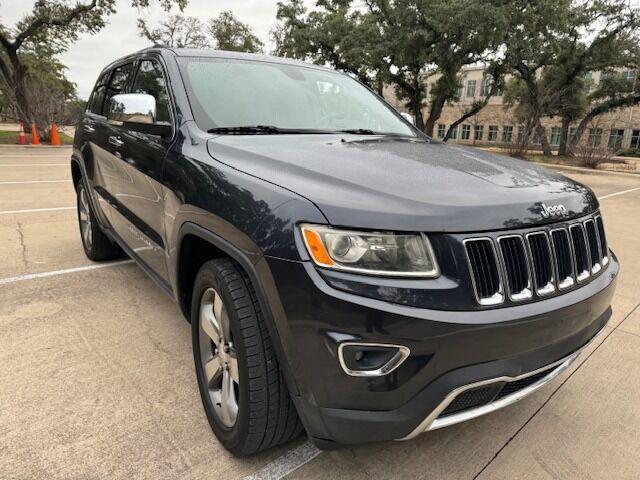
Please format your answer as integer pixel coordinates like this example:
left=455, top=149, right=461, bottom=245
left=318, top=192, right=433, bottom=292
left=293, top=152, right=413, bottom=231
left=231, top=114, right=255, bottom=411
left=536, top=162, right=640, bottom=178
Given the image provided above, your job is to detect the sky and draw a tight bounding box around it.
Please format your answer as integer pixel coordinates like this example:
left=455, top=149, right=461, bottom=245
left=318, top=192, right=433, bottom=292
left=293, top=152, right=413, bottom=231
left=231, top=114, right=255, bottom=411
left=1, top=0, right=314, bottom=99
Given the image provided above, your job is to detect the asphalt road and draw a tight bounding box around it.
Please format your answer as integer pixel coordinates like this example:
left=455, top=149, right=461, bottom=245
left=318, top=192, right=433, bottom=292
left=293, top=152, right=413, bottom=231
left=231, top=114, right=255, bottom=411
left=1, top=146, right=639, bottom=480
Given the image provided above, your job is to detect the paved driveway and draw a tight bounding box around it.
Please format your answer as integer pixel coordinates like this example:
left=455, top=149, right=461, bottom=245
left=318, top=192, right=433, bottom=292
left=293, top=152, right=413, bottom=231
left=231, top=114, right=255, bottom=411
left=1, top=146, right=639, bottom=480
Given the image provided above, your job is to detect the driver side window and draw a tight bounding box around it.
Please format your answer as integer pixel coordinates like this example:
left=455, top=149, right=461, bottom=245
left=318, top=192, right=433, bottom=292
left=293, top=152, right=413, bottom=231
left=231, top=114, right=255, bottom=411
left=132, top=59, right=171, bottom=123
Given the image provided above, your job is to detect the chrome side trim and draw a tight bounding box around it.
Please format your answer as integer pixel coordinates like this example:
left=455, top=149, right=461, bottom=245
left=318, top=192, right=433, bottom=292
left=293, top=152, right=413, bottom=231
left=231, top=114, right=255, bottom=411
left=462, top=237, right=505, bottom=306
left=399, top=346, right=585, bottom=441
left=337, top=342, right=410, bottom=377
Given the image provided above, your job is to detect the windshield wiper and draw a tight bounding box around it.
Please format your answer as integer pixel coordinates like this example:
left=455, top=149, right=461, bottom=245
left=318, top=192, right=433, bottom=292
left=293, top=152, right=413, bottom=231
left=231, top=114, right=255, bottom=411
left=207, top=125, right=334, bottom=135
left=336, top=128, right=380, bottom=135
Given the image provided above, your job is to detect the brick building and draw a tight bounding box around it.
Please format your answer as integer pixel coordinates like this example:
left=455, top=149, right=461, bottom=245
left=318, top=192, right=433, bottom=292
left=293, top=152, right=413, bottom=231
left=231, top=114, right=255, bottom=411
left=384, top=66, right=640, bottom=152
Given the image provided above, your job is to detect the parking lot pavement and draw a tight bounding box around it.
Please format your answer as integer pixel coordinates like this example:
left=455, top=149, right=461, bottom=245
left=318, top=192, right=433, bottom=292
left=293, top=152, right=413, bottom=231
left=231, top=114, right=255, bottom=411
left=1, top=146, right=639, bottom=480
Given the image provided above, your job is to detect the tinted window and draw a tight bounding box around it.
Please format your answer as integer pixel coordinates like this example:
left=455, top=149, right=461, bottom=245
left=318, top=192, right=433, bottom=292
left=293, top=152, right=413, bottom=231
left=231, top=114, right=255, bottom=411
left=132, top=60, right=171, bottom=123
left=87, top=71, right=111, bottom=115
left=104, top=63, right=134, bottom=114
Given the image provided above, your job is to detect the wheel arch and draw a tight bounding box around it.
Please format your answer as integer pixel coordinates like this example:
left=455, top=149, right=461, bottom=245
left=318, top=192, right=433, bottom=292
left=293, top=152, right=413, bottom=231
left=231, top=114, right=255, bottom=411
left=175, top=221, right=300, bottom=396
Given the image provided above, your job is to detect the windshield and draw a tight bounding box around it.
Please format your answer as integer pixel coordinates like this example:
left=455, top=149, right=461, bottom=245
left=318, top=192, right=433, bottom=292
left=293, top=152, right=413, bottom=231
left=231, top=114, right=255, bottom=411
left=178, top=57, right=415, bottom=136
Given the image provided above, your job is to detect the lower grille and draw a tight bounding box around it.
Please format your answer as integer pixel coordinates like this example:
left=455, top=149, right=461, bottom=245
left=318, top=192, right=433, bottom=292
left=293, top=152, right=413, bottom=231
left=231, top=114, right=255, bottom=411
left=493, top=367, right=554, bottom=400
left=439, top=386, right=497, bottom=417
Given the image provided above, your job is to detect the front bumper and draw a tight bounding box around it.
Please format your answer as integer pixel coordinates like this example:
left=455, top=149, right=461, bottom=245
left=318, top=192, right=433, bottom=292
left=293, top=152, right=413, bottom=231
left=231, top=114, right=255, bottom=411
left=263, top=252, right=618, bottom=447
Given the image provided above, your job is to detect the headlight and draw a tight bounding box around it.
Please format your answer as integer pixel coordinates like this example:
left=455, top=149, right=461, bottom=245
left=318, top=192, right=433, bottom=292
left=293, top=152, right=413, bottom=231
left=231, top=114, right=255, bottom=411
left=300, top=224, right=439, bottom=277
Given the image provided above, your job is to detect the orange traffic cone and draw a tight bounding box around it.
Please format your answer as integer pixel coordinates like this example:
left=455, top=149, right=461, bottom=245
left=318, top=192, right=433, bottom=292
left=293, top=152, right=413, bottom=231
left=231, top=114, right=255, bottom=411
left=50, top=123, right=61, bottom=146
left=17, top=122, right=26, bottom=145
left=30, top=123, right=40, bottom=145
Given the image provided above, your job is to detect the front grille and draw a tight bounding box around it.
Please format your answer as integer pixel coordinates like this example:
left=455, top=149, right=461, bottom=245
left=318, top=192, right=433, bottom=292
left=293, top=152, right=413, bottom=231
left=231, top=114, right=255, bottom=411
left=527, top=232, right=555, bottom=295
left=596, top=215, right=609, bottom=265
left=498, top=236, right=531, bottom=300
left=570, top=224, right=590, bottom=281
left=464, top=212, right=608, bottom=306
left=584, top=219, right=602, bottom=274
left=551, top=229, right=575, bottom=289
left=464, top=239, right=503, bottom=305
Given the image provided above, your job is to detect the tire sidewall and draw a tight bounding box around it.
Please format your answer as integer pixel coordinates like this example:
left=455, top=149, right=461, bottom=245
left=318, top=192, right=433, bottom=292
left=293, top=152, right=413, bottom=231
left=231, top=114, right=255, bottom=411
left=75, top=181, right=94, bottom=258
left=191, top=262, right=251, bottom=453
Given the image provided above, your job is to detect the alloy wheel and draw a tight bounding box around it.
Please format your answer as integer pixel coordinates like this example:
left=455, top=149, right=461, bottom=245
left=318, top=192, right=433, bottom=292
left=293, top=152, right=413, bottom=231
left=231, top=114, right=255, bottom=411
left=198, top=287, right=240, bottom=428
left=78, top=187, right=92, bottom=250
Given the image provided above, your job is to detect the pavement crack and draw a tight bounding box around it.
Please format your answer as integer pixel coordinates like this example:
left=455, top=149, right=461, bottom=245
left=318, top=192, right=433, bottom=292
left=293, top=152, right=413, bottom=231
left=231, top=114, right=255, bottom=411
left=472, top=300, right=640, bottom=479
left=16, top=221, right=29, bottom=271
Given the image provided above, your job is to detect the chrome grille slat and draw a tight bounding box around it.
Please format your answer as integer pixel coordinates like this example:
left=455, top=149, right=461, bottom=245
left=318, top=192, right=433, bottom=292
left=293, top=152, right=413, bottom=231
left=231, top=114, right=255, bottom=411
left=570, top=224, right=590, bottom=282
left=464, top=212, right=608, bottom=306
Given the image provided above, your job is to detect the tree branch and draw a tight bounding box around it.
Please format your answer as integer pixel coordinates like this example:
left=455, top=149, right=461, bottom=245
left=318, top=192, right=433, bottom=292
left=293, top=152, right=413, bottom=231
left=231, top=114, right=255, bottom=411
left=13, top=0, right=99, bottom=50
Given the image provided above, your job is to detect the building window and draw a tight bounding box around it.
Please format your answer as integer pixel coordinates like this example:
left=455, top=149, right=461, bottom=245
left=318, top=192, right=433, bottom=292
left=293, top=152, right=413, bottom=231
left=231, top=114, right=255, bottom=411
left=450, top=126, right=458, bottom=140
left=474, top=125, right=484, bottom=141
left=608, top=129, right=624, bottom=150
left=550, top=127, right=562, bottom=146
left=631, top=130, right=640, bottom=149
left=623, top=70, right=638, bottom=83
left=461, top=124, right=471, bottom=140
left=437, top=124, right=446, bottom=139
left=480, top=77, right=492, bottom=96
left=588, top=128, right=602, bottom=147
left=488, top=125, right=499, bottom=142
left=517, top=126, right=526, bottom=144
left=502, top=126, right=513, bottom=143
left=466, top=80, right=476, bottom=98
left=600, top=71, right=613, bottom=83
left=569, top=127, right=577, bottom=143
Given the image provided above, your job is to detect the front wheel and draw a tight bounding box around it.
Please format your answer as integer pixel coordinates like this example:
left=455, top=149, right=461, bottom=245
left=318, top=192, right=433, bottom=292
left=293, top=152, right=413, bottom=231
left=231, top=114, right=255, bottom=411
left=191, top=258, right=303, bottom=456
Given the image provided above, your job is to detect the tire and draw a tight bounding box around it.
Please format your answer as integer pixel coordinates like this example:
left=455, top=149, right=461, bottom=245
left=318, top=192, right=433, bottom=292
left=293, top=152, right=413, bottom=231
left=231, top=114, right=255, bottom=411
left=75, top=180, right=123, bottom=261
left=191, top=258, right=303, bottom=456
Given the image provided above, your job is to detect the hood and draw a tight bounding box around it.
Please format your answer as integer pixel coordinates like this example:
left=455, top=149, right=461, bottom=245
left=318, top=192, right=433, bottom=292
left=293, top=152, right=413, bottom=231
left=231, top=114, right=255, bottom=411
left=206, top=135, right=598, bottom=232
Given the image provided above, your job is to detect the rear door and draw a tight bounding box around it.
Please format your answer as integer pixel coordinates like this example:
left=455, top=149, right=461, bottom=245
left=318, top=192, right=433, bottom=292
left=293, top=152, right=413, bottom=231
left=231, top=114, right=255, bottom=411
left=100, top=56, right=174, bottom=282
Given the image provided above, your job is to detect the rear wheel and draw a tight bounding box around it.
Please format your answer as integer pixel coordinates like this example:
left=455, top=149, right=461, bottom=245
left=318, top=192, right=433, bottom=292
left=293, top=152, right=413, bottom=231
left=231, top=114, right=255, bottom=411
left=76, top=180, right=122, bottom=261
left=191, top=258, right=303, bottom=455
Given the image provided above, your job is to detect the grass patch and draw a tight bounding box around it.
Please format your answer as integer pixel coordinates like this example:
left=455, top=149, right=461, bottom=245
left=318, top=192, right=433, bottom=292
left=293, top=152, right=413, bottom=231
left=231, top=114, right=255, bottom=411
left=523, top=154, right=587, bottom=167
left=0, top=129, right=73, bottom=145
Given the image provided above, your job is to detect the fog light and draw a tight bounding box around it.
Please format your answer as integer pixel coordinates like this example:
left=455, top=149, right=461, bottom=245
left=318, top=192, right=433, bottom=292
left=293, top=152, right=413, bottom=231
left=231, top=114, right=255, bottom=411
left=338, top=342, right=410, bottom=377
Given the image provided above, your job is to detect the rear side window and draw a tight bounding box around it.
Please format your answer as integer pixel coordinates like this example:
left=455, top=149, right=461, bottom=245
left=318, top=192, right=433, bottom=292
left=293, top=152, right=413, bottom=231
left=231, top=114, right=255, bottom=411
left=132, top=59, right=171, bottom=123
left=87, top=71, right=110, bottom=115
left=104, top=63, right=134, bottom=114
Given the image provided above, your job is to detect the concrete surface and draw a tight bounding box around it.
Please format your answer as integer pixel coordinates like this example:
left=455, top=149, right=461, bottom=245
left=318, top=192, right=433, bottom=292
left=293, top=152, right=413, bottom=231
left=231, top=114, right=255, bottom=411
left=0, top=146, right=639, bottom=480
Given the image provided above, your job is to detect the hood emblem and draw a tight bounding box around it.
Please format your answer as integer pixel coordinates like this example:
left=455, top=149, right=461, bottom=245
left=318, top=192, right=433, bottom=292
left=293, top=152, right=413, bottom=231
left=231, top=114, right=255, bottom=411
left=540, top=203, right=568, bottom=218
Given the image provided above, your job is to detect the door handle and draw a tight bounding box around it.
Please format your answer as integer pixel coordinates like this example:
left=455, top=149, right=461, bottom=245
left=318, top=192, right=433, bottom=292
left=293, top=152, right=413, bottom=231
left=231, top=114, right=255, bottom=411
left=83, top=125, right=95, bottom=133
left=108, top=136, right=124, bottom=148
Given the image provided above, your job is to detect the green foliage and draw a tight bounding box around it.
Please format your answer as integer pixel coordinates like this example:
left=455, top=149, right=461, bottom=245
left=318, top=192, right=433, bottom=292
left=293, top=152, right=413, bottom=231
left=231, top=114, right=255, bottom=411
left=208, top=11, right=264, bottom=53
left=0, top=0, right=186, bottom=127
left=138, top=12, right=264, bottom=53
left=137, top=15, right=209, bottom=48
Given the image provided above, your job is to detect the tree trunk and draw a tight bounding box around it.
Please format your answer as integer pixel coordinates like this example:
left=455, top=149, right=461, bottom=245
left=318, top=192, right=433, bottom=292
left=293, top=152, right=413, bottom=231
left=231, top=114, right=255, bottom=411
left=7, top=50, right=34, bottom=125
left=424, top=93, right=445, bottom=137
left=535, top=118, right=552, bottom=156
left=558, top=115, right=571, bottom=156
left=412, top=95, right=425, bottom=132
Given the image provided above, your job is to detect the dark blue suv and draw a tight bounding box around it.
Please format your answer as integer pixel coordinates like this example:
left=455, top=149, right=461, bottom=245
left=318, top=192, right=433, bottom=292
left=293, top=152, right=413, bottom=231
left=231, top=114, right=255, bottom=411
left=72, top=47, right=618, bottom=455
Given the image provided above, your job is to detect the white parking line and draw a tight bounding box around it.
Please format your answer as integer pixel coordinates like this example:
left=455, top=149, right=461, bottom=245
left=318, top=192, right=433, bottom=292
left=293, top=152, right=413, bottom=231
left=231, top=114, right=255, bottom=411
left=598, top=186, right=640, bottom=200
left=0, top=260, right=134, bottom=286
left=0, top=163, right=67, bottom=167
left=244, top=441, right=321, bottom=480
left=0, top=180, right=69, bottom=185
left=0, top=206, right=75, bottom=215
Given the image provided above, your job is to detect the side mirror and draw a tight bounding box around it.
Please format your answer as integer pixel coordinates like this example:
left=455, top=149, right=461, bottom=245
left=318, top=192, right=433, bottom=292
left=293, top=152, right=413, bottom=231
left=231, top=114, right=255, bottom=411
left=107, top=93, right=172, bottom=137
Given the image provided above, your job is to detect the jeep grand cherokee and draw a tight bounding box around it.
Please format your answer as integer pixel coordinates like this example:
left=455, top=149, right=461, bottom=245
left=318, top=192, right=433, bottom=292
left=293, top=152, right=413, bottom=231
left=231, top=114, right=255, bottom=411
left=72, top=47, right=618, bottom=456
